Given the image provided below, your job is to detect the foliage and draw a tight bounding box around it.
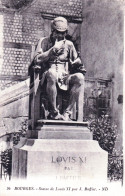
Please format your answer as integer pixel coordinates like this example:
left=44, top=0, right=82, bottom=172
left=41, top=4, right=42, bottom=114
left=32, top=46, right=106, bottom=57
left=1, top=119, right=28, bottom=179
left=88, top=115, right=117, bottom=154
left=1, top=148, right=12, bottom=179
left=108, top=149, right=123, bottom=182
left=13, top=119, right=28, bottom=145
left=88, top=114, right=123, bottom=182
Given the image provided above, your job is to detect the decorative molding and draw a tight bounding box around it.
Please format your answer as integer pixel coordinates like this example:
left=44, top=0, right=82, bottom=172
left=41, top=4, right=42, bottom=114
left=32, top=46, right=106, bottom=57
left=3, top=42, right=31, bottom=50
left=0, top=78, right=30, bottom=107
left=0, top=42, right=31, bottom=50
left=0, top=75, right=29, bottom=81
left=41, top=13, right=83, bottom=23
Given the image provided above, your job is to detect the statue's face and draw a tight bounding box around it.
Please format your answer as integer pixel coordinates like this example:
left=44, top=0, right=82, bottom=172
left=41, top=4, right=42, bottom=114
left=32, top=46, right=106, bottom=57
left=51, top=30, right=67, bottom=42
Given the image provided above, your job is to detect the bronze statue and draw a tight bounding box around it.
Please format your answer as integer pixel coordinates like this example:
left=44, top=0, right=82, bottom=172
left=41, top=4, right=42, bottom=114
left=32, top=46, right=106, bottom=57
left=33, top=17, right=86, bottom=121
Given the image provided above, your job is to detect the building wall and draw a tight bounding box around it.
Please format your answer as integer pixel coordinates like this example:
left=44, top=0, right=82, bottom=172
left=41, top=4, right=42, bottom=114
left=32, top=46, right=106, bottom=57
left=0, top=79, right=29, bottom=151
left=81, top=0, right=124, bottom=149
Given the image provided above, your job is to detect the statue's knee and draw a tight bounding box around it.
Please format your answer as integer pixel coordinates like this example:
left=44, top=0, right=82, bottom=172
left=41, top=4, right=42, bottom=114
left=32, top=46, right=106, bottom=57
left=46, top=70, right=57, bottom=82
left=75, top=73, right=84, bottom=85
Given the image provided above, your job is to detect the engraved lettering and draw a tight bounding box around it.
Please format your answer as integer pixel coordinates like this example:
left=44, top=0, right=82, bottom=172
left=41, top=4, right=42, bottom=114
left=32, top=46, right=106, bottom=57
left=51, top=156, right=87, bottom=164
left=79, top=156, right=86, bottom=163
left=51, top=156, right=56, bottom=163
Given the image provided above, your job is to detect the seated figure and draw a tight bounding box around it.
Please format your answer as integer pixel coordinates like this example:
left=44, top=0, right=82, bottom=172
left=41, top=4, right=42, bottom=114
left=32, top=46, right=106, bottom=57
left=33, top=17, right=86, bottom=121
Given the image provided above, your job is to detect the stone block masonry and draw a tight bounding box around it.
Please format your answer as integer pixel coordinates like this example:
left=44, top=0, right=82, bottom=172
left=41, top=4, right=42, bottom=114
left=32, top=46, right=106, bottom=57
left=34, top=0, right=82, bottom=19
left=0, top=12, right=32, bottom=90
left=0, top=12, right=51, bottom=91
left=2, top=48, right=30, bottom=75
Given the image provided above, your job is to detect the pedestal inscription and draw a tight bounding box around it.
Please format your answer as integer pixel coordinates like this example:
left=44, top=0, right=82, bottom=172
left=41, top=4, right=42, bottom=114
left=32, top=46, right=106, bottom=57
left=12, top=138, right=108, bottom=182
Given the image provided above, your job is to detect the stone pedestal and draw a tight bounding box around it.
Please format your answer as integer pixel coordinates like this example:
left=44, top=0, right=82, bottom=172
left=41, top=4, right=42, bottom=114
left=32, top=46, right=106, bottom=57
left=12, top=120, right=108, bottom=181
left=36, top=120, right=92, bottom=139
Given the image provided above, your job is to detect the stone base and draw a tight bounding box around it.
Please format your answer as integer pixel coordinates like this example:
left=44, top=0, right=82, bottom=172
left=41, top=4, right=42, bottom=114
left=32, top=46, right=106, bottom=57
left=12, top=138, right=108, bottom=182
left=35, top=120, right=92, bottom=139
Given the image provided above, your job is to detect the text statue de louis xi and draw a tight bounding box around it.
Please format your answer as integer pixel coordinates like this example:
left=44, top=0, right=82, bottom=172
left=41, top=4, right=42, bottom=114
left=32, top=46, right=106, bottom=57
left=28, top=16, right=86, bottom=123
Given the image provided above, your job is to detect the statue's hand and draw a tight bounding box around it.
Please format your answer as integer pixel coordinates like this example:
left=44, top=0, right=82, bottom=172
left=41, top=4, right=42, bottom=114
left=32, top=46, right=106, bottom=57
left=52, top=40, right=65, bottom=55
left=69, top=57, right=86, bottom=75
left=33, top=65, right=41, bottom=73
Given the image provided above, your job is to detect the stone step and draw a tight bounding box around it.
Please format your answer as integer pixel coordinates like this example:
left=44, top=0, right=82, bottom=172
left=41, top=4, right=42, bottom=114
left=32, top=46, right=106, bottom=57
left=37, top=119, right=88, bottom=127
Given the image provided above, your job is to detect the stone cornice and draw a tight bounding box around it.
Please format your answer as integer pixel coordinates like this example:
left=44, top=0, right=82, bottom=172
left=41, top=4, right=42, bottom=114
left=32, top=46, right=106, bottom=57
left=0, top=78, right=30, bottom=107
left=0, top=75, right=29, bottom=81
left=41, top=13, right=83, bottom=23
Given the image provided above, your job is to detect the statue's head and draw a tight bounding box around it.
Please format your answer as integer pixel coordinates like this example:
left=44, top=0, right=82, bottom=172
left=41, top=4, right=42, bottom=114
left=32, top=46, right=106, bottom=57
left=51, top=17, right=68, bottom=32
left=51, top=17, right=68, bottom=42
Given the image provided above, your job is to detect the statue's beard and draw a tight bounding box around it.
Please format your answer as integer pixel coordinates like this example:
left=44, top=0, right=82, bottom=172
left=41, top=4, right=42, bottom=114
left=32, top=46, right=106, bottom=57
left=56, top=36, right=65, bottom=41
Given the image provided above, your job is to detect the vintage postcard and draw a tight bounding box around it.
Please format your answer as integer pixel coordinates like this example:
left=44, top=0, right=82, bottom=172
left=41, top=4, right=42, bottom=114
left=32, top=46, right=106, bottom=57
left=0, top=0, right=124, bottom=195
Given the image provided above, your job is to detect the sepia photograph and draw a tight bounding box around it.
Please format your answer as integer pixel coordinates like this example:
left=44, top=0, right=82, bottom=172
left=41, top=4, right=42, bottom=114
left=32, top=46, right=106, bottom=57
left=0, top=0, right=124, bottom=195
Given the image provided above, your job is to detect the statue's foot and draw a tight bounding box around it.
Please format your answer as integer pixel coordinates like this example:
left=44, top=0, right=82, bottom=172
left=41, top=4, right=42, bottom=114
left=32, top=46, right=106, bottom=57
left=62, top=111, right=72, bottom=121
left=54, top=113, right=65, bottom=120
left=47, top=110, right=72, bottom=121
left=47, top=110, right=64, bottom=120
